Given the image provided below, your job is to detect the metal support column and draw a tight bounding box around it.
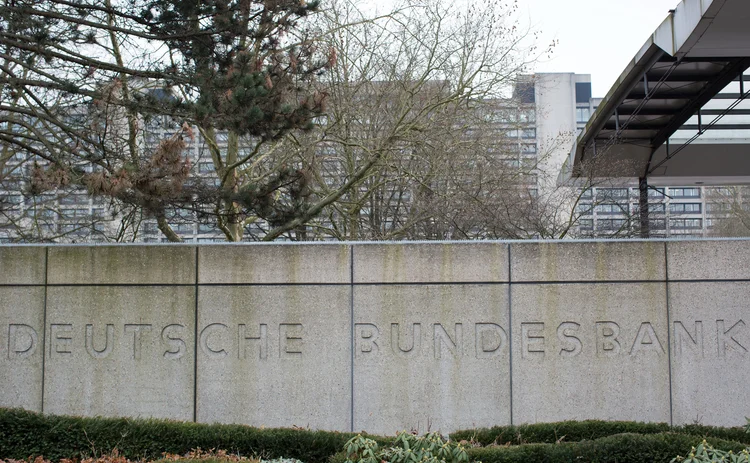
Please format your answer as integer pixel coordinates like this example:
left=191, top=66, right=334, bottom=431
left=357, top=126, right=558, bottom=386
left=639, top=177, right=650, bottom=238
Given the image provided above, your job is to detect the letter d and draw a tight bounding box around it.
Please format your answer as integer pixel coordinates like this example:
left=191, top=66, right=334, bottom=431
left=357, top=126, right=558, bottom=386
left=8, top=324, right=38, bottom=359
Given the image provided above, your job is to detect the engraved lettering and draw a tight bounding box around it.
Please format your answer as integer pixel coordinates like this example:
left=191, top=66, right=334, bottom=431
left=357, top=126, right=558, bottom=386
left=673, top=321, right=703, bottom=356
left=596, top=321, right=621, bottom=357
left=557, top=322, right=582, bottom=357
left=162, top=324, right=187, bottom=360
left=8, top=324, right=37, bottom=359
left=124, top=324, right=152, bottom=360
left=391, top=323, right=421, bottom=355
left=279, top=324, right=303, bottom=358
left=50, top=324, right=73, bottom=357
left=433, top=323, right=462, bottom=359
left=521, top=322, right=545, bottom=358
left=85, top=324, right=114, bottom=359
left=199, top=323, right=228, bottom=358
left=474, top=323, right=507, bottom=359
left=239, top=324, right=267, bottom=360
left=630, top=322, right=664, bottom=355
left=355, top=323, right=380, bottom=355
left=717, top=319, right=747, bottom=357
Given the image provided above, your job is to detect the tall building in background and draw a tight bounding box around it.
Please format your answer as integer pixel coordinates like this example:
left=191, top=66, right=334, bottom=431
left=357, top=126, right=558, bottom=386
left=0, top=72, right=746, bottom=243
left=522, top=72, right=749, bottom=238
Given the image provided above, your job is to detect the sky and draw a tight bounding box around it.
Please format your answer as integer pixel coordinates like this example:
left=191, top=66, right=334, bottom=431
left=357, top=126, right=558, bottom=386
left=523, top=0, right=682, bottom=97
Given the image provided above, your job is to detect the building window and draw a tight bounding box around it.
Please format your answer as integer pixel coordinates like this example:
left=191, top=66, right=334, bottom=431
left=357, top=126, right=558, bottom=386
left=521, top=128, right=536, bottom=139
left=648, top=203, right=666, bottom=213
left=521, top=144, right=537, bottom=154
left=648, top=187, right=666, bottom=198
left=576, top=107, right=591, bottom=123
left=597, top=188, right=629, bottom=199
left=519, top=110, right=536, bottom=123
left=579, top=219, right=593, bottom=230
left=649, top=219, right=666, bottom=230
left=598, top=218, right=628, bottom=230
left=706, top=202, right=730, bottom=212
left=198, top=223, right=218, bottom=234
left=669, top=218, right=702, bottom=229
left=577, top=203, right=593, bottom=214
left=595, top=203, right=627, bottom=215
left=59, top=193, right=89, bottom=205
left=670, top=203, right=702, bottom=213
left=670, top=187, right=700, bottom=198
left=575, top=82, right=592, bottom=103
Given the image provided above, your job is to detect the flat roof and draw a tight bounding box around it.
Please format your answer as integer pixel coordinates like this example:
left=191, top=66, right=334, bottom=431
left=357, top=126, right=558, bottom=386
left=566, top=0, right=750, bottom=186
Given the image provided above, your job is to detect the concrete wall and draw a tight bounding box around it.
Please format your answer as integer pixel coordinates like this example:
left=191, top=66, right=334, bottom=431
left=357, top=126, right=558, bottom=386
left=1, top=240, right=748, bottom=434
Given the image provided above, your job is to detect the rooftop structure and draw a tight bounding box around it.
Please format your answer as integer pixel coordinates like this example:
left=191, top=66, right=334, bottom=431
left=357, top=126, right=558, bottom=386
left=567, top=0, right=750, bottom=186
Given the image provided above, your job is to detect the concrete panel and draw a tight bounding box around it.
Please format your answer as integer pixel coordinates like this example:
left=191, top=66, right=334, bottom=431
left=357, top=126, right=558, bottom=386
left=0, top=247, right=46, bottom=285
left=670, top=281, right=750, bottom=427
left=0, top=287, right=45, bottom=411
left=511, top=241, right=666, bottom=282
left=353, top=243, right=508, bottom=283
left=43, top=286, right=195, bottom=420
left=197, top=285, right=350, bottom=430
left=511, top=283, right=670, bottom=424
left=199, top=245, right=350, bottom=284
left=48, top=246, right=196, bottom=284
left=667, top=240, right=750, bottom=280
left=354, top=284, right=510, bottom=434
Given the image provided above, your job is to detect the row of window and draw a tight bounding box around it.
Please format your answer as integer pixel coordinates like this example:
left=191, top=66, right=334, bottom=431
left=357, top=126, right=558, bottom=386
left=578, top=202, right=703, bottom=215
left=580, top=187, right=702, bottom=199
left=579, top=218, right=704, bottom=231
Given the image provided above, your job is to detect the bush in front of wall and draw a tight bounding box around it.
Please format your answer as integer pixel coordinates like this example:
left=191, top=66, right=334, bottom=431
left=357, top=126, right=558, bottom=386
left=671, top=440, right=750, bottom=463
left=343, top=432, right=470, bottom=463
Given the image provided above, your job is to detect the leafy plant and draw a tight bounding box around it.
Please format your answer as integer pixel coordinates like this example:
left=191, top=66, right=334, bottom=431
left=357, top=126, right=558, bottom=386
left=672, top=440, right=750, bottom=463
left=344, top=432, right=472, bottom=463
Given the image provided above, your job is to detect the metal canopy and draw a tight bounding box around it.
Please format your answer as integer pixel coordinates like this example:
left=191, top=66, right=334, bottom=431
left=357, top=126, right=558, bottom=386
left=566, top=0, right=750, bottom=186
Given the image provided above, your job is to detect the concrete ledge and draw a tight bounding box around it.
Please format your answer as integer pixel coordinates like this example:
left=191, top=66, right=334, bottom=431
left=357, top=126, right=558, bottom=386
left=667, top=240, right=750, bottom=280
left=353, top=243, right=509, bottom=283
left=198, top=245, right=350, bottom=284
left=0, top=247, right=46, bottom=285
left=48, top=246, right=196, bottom=285
left=511, top=241, right=666, bottom=282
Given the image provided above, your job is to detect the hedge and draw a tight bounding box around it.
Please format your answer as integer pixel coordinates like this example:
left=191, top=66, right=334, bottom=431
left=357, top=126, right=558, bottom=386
left=450, top=420, right=750, bottom=446
left=328, top=433, right=748, bottom=463
left=2, top=408, right=749, bottom=463
left=450, top=420, right=671, bottom=446
left=466, top=433, right=747, bottom=463
left=0, top=408, right=380, bottom=463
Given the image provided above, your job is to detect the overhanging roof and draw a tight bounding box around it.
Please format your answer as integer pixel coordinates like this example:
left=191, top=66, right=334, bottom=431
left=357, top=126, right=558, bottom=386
left=566, top=0, right=750, bottom=186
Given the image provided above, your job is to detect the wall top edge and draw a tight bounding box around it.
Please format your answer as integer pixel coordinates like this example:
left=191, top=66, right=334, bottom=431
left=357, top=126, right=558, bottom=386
left=1, top=237, right=750, bottom=247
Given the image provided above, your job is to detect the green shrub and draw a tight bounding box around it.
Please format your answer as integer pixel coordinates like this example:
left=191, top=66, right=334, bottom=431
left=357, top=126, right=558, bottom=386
left=467, top=433, right=747, bottom=463
left=450, top=421, right=671, bottom=446
left=451, top=421, right=750, bottom=447
left=675, top=425, right=750, bottom=446
left=672, top=440, right=750, bottom=463
left=0, top=408, right=361, bottom=463
left=343, top=433, right=470, bottom=463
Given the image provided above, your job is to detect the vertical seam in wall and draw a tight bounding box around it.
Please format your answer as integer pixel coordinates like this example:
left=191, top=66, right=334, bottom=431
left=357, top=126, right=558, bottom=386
left=507, top=244, right=513, bottom=426
left=664, top=243, right=674, bottom=427
left=349, top=245, right=355, bottom=432
left=40, top=247, right=49, bottom=413
left=193, top=247, right=199, bottom=423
